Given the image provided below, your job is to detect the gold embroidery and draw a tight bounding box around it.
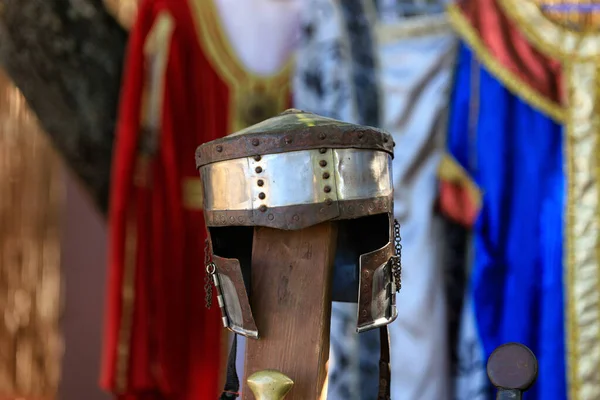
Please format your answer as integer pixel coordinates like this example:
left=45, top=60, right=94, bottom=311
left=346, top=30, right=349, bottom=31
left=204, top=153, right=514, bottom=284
left=0, top=71, right=63, bottom=398
left=133, top=155, right=151, bottom=188
left=437, top=153, right=482, bottom=213
left=115, top=11, right=174, bottom=392
left=188, top=0, right=292, bottom=132
left=489, top=2, right=600, bottom=397
left=134, top=165, right=204, bottom=211
left=141, top=13, right=174, bottom=142
left=104, top=0, right=138, bottom=30
left=376, top=13, right=452, bottom=43
left=498, top=0, right=600, bottom=62
left=115, top=214, right=137, bottom=393
left=447, top=4, right=566, bottom=123
left=236, top=89, right=280, bottom=128
left=564, top=61, right=600, bottom=400
left=182, top=178, right=204, bottom=210
left=536, top=0, right=600, bottom=31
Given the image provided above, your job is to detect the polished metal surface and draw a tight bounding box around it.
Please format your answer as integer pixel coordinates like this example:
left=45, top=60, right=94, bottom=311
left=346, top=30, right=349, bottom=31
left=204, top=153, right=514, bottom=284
left=219, top=274, right=242, bottom=327
left=357, top=241, right=398, bottom=333
left=202, top=158, right=251, bottom=210
left=333, top=148, right=392, bottom=200
left=201, top=148, right=392, bottom=213
left=212, top=255, right=259, bottom=338
left=219, top=272, right=259, bottom=337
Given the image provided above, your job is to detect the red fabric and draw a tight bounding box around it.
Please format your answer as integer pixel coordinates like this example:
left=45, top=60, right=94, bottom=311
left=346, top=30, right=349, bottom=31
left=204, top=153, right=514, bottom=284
left=118, top=394, right=163, bottom=400
left=102, top=0, right=229, bottom=398
left=458, top=0, right=564, bottom=105
left=438, top=181, right=479, bottom=228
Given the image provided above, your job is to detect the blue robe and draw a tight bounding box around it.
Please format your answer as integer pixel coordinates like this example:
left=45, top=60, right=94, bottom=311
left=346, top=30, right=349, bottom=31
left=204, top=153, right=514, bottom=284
left=447, top=43, right=566, bottom=399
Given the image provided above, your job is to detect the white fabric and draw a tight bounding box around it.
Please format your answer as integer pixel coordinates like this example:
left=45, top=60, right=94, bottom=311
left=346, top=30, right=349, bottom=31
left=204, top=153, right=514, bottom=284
left=214, top=0, right=301, bottom=75
left=376, top=14, right=457, bottom=400
left=451, top=235, right=488, bottom=400
left=292, top=0, right=357, bottom=122
left=293, top=1, right=381, bottom=399
left=328, top=302, right=362, bottom=400
left=454, top=288, right=488, bottom=400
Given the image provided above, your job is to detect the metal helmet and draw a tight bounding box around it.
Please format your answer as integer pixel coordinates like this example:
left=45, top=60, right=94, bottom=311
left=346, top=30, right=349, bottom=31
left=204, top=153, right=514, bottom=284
left=195, top=109, right=400, bottom=339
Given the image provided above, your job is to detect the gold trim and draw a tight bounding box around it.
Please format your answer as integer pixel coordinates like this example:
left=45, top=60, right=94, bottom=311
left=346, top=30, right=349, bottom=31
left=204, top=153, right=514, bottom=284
left=115, top=11, right=175, bottom=392
left=188, top=0, right=293, bottom=83
left=188, top=0, right=292, bottom=132
left=104, top=0, right=138, bottom=30
left=141, top=13, right=174, bottom=129
left=564, top=60, right=600, bottom=400
left=376, top=13, right=452, bottom=43
left=0, top=71, right=64, bottom=397
left=484, top=3, right=600, bottom=397
left=437, top=152, right=482, bottom=213
left=498, top=0, right=600, bottom=62
left=115, top=214, right=137, bottom=393
left=182, top=177, right=204, bottom=210
left=447, top=4, right=566, bottom=123
left=137, top=168, right=204, bottom=211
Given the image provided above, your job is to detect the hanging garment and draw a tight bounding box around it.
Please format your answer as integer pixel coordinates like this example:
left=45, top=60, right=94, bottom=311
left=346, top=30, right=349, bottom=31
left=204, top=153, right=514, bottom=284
left=444, top=0, right=569, bottom=398
left=293, top=0, right=357, bottom=123
left=293, top=0, right=382, bottom=398
left=102, top=0, right=298, bottom=398
left=375, top=12, right=456, bottom=400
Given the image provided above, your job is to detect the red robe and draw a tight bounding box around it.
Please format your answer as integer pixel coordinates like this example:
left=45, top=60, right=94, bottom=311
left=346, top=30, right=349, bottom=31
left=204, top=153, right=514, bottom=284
left=439, top=0, right=565, bottom=228
left=102, top=0, right=292, bottom=398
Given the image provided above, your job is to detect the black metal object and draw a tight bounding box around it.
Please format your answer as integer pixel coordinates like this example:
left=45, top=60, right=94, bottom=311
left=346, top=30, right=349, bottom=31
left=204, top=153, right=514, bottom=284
left=487, top=343, right=538, bottom=400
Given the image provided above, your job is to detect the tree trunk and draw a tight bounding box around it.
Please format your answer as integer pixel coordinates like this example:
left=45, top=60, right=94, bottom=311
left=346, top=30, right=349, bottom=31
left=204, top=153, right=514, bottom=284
left=0, top=0, right=129, bottom=214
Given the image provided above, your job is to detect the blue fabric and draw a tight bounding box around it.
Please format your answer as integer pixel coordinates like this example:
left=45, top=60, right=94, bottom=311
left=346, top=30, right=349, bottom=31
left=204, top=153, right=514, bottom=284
left=447, top=43, right=566, bottom=400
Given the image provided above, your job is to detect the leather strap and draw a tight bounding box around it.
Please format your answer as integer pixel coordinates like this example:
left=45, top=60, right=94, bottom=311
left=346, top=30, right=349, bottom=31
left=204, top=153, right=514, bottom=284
left=378, top=326, right=392, bottom=400
left=221, top=327, right=393, bottom=399
left=220, top=335, right=240, bottom=399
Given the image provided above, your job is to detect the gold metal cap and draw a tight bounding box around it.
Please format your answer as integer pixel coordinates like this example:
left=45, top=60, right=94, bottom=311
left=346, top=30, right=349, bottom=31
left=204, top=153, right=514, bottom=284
left=247, top=370, right=294, bottom=400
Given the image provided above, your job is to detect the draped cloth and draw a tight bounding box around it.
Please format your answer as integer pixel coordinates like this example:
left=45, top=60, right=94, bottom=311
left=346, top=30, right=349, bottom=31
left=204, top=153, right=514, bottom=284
left=0, top=71, right=63, bottom=399
left=492, top=2, right=600, bottom=398
left=102, top=0, right=296, bottom=398
left=446, top=40, right=566, bottom=400
left=293, top=0, right=358, bottom=124
left=376, top=13, right=456, bottom=400
left=293, top=0, right=382, bottom=398
left=447, top=0, right=564, bottom=120
left=294, top=3, right=460, bottom=399
left=441, top=1, right=600, bottom=399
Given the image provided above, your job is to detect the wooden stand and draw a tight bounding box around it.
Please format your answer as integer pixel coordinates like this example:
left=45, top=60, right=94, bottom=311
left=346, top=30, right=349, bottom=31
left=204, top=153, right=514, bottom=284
left=243, top=222, right=338, bottom=400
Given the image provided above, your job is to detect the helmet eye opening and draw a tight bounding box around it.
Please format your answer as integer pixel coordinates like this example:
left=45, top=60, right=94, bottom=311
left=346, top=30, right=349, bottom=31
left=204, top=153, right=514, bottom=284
left=209, top=226, right=254, bottom=294
left=332, top=213, right=390, bottom=302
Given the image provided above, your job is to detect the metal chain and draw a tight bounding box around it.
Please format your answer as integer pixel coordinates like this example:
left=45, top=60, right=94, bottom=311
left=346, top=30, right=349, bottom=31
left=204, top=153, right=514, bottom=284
left=392, top=219, right=402, bottom=292
left=204, top=239, right=215, bottom=309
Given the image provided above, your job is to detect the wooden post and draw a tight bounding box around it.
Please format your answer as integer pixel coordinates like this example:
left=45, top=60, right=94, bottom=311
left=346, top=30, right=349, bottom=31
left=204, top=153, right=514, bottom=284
left=243, top=222, right=338, bottom=400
